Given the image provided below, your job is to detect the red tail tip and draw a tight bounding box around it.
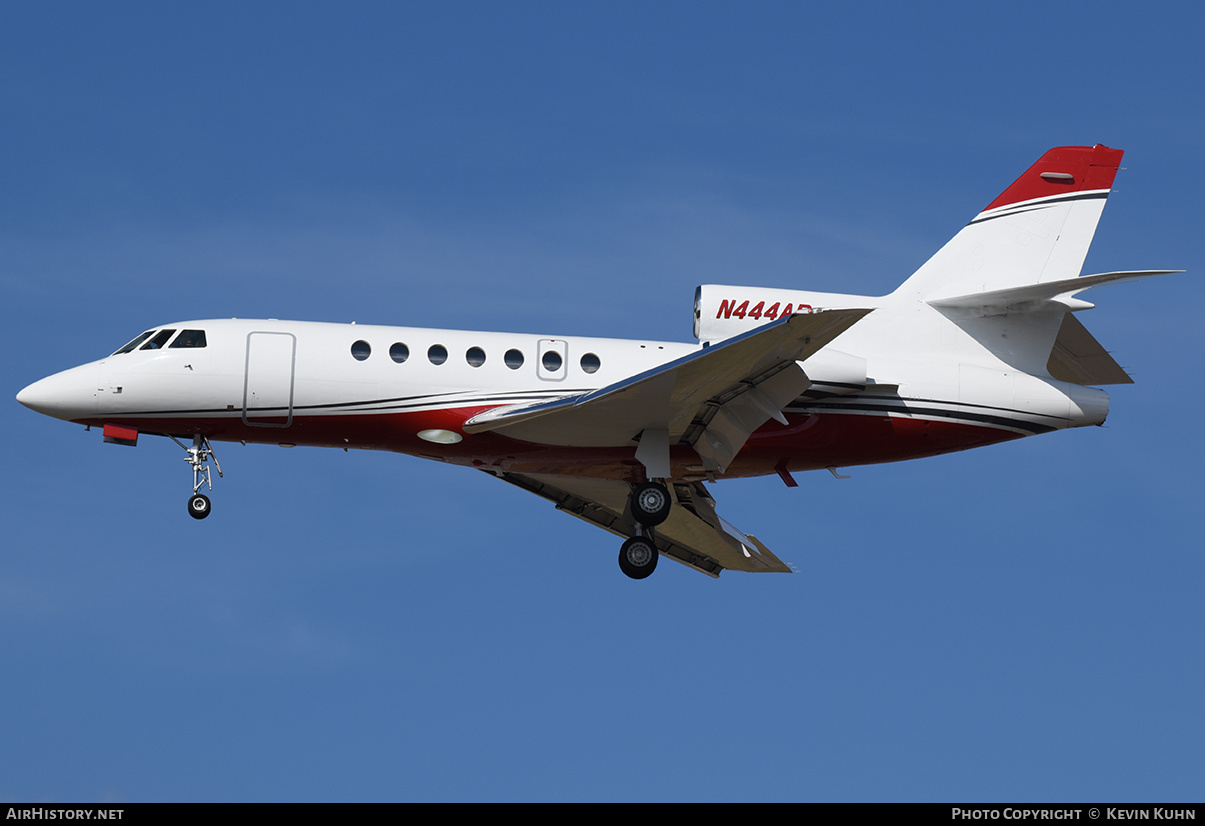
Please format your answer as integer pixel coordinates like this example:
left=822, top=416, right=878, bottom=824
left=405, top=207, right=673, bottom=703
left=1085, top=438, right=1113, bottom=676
left=983, top=145, right=1125, bottom=212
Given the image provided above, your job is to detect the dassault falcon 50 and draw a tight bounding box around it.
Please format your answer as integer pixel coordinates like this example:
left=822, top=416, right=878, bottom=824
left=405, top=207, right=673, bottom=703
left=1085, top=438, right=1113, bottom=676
left=16, top=145, right=1179, bottom=578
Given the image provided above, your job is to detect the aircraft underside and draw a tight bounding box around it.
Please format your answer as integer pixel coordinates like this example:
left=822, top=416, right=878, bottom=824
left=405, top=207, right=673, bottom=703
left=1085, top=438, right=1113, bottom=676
left=79, top=403, right=1026, bottom=481
left=67, top=404, right=1028, bottom=578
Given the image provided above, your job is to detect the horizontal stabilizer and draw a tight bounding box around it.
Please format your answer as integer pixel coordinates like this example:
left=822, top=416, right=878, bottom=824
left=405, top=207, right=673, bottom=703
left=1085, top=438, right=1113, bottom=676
left=928, top=270, right=1183, bottom=311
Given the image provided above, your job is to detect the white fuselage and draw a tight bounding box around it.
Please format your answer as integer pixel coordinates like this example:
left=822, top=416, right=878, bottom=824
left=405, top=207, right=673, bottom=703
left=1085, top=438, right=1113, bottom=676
left=17, top=310, right=1109, bottom=482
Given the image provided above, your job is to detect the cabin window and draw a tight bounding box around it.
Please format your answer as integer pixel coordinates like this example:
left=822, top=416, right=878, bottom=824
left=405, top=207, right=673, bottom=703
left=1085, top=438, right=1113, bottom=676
left=351, top=340, right=371, bottom=361
left=541, top=350, right=563, bottom=372
left=140, top=329, right=177, bottom=350
left=504, top=349, right=524, bottom=370
left=389, top=342, right=409, bottom=363
left=580, top=353, right=601, bottom=374
left=113, top=331, right=155, bottom=355
left=428, top=344, right=448, bottom=365
left=466, top=346, right=486, bottom=367
left=169, top=329, right=207, bottom=349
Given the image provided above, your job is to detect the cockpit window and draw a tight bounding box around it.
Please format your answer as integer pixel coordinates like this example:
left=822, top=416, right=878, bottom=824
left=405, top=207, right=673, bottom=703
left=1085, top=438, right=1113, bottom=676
left=169, top=329, right=207, bottom=349
left=113, top=331, right=156, bottom=355
left=140, top=329, right=177, bottom=350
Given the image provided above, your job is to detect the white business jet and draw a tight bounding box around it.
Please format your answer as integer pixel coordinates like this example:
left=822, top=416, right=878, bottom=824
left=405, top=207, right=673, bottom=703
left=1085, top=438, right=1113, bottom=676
left=16, top=145, right=1178, bottom=579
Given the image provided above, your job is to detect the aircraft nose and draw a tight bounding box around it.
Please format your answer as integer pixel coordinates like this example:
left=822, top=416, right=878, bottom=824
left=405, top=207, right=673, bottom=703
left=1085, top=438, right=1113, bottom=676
left=16, top=363, right=99, bottom=421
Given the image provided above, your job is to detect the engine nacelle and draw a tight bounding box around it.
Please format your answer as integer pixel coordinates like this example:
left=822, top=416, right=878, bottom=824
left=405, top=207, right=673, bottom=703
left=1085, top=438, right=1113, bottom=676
left=694, top=284, right=877, bottom=342
left=693, top=285, right=869, bottom=395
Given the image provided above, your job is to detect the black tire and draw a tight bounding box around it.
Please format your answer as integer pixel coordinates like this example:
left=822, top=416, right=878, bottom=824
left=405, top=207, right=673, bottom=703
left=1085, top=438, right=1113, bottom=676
left=631, top=482, right=671, bottom=527
left=187, top=493, right=211, bottom=520
left=618, top=536, right=658, bottom=579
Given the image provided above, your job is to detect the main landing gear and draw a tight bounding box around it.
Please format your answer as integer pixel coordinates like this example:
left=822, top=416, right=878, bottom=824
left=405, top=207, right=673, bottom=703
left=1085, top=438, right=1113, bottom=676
left=618, top=481, right=671, bottom=579
left=170, top=435, right=222, bottom=520
left=619, top=535, right=658, bottom=579
left=630, top=481, right=671, bottom=526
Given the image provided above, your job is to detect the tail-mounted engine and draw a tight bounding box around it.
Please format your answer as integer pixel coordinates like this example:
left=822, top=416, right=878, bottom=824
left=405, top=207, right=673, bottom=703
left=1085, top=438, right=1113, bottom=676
left=693, top=284, right=869, bottom=396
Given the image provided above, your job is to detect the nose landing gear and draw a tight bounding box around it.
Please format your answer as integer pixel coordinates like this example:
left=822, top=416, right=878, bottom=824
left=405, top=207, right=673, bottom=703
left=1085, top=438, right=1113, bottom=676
left=188, top=492, right=211, bottom=519
left=170, top=435, right=222, bottom=520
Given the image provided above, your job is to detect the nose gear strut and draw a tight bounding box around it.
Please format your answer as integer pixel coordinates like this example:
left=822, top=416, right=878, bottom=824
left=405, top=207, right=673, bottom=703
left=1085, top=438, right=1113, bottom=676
left=170, top=434, right=222, bottom=519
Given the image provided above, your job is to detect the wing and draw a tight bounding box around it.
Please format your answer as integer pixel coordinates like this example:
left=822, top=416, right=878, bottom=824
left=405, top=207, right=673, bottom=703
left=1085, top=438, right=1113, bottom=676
left=465, top=308, right=870, bottom=473
left=488, top=470, right=791, bottom=577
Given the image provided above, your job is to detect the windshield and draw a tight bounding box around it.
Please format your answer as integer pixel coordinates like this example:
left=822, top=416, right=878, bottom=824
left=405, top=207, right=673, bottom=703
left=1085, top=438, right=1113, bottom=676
left=112, top=327, right=208, bottom=355
left=140, top=329, right=176, bottom=350
left=170, top=329, right=207, bottom=348
left=112, top=331, right=155, bottom=355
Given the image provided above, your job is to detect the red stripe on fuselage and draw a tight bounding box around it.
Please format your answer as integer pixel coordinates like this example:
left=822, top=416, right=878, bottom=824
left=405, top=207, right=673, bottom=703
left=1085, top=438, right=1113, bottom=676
left=81, top=405, right=1023, bottom=482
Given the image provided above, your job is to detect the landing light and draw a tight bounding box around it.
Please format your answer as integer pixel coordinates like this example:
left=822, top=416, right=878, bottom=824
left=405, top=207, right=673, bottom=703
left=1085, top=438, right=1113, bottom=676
left=418, top=429, right=463, bottom=444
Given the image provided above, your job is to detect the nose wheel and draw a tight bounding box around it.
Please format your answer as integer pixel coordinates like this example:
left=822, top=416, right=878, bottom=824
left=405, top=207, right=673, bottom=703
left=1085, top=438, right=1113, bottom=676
left=188, top=493, right=212, bottom=520
left=171, top=434, right=222, bottom=520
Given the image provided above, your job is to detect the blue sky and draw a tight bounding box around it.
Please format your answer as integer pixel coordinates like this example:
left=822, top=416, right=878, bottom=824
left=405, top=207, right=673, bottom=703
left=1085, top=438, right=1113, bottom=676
left=2, top=2, right=1202, bottom=802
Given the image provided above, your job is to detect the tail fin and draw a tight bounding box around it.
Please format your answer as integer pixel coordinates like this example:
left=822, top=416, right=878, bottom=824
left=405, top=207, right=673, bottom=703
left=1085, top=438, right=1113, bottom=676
left=894, top=145, right=1125, bottom=302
